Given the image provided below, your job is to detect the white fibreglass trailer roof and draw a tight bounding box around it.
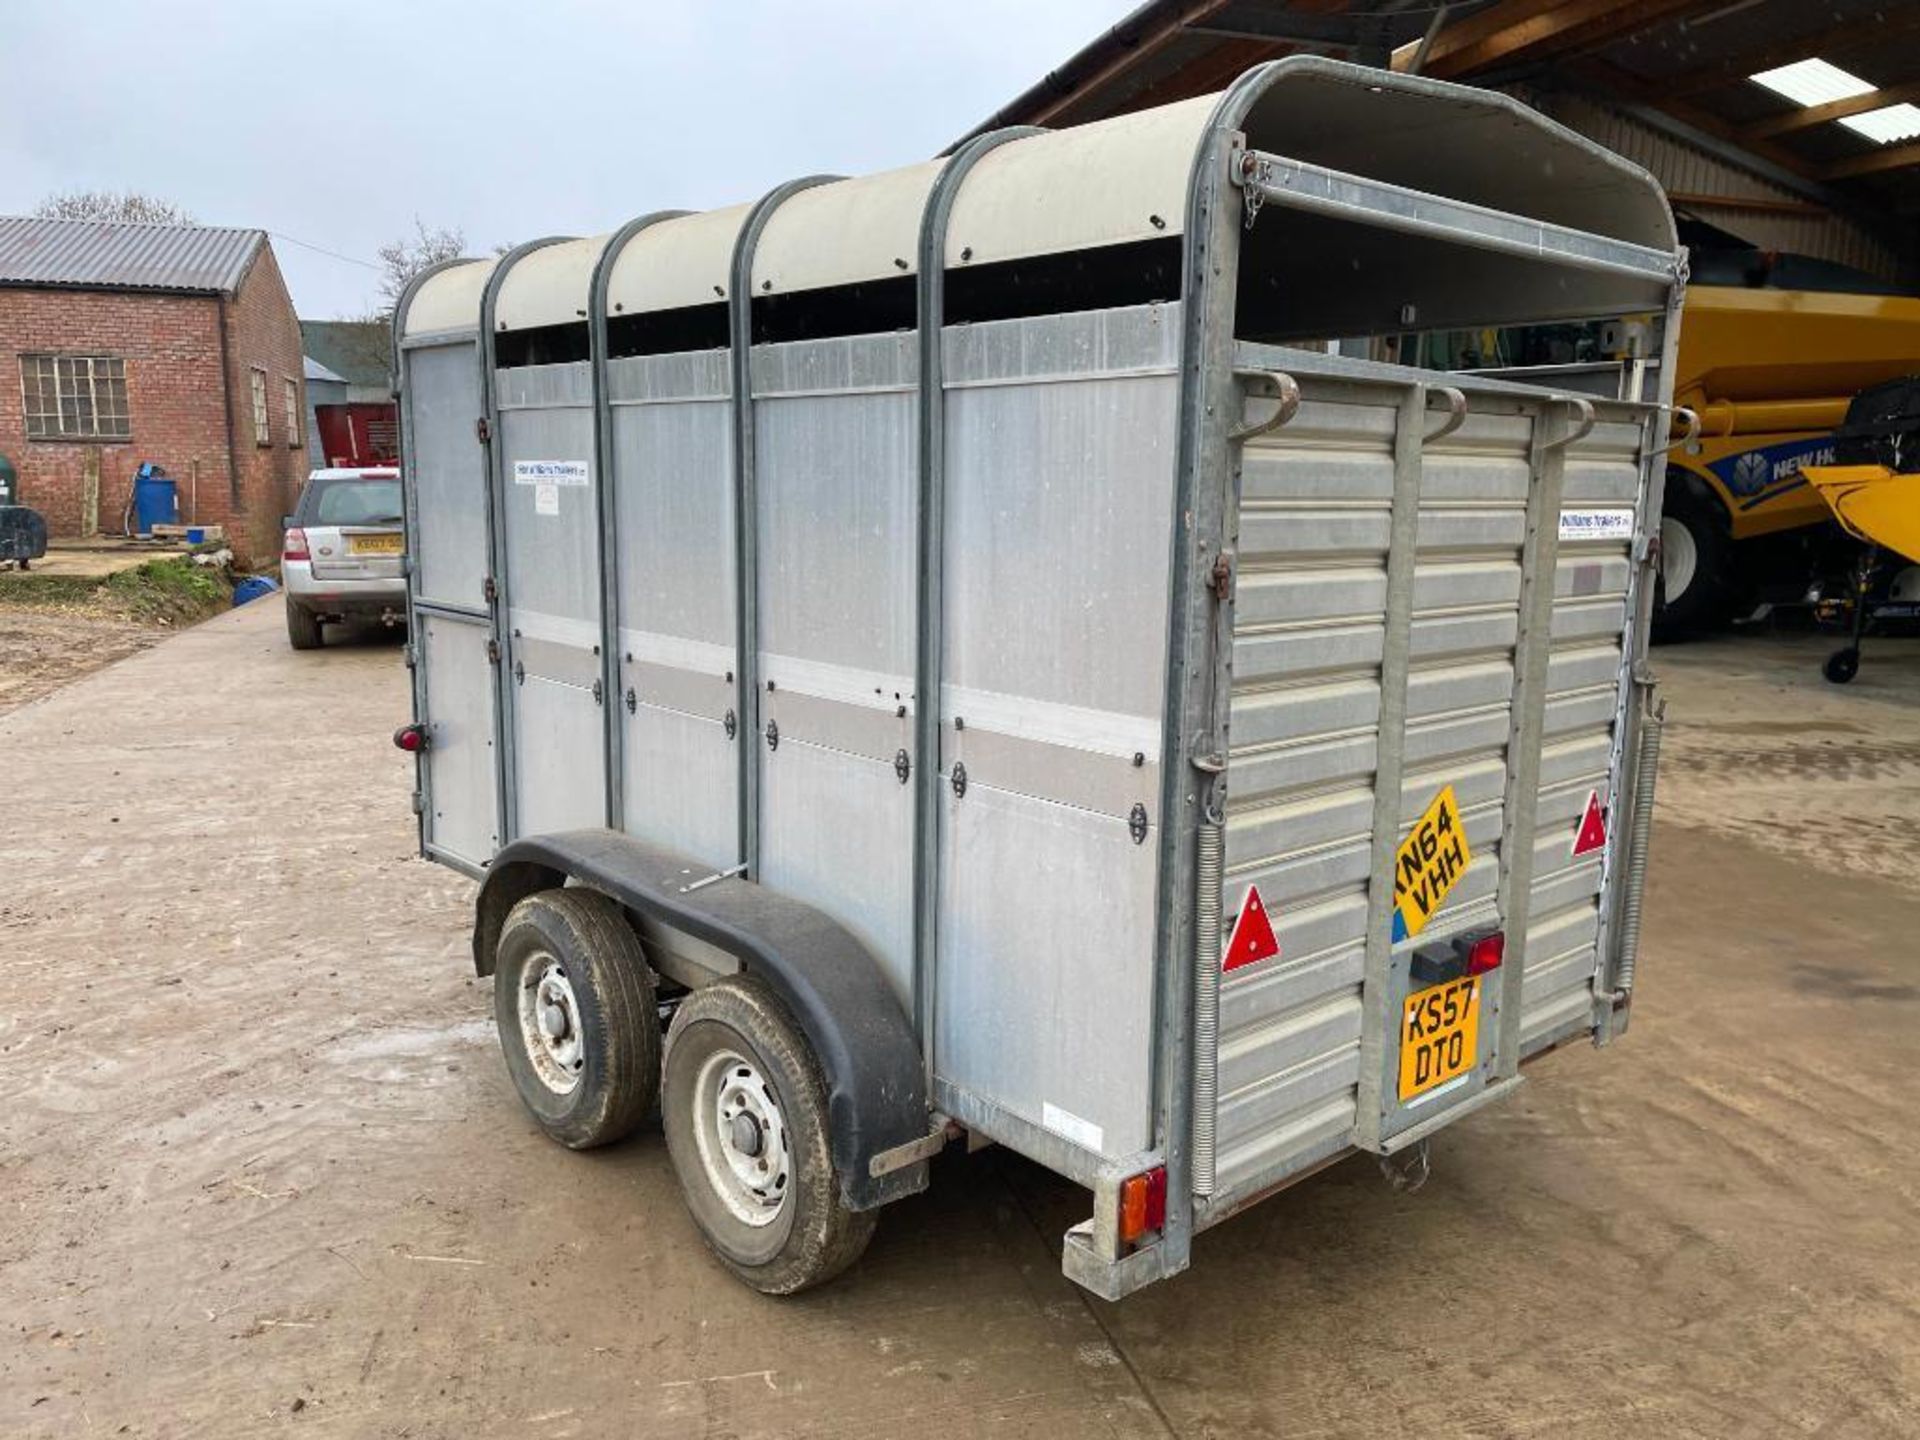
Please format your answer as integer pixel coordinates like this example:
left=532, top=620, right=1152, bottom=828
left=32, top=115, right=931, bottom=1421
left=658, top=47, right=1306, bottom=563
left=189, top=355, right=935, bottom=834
left=605, top=202, right=754, bottom=317
left=494, top=235, right=611, bottom=332
left=402, top=57, right=1678, bottom=339
left=751, top=160, right=947, bottom=295
left=402, top=257, right=496, bottom=338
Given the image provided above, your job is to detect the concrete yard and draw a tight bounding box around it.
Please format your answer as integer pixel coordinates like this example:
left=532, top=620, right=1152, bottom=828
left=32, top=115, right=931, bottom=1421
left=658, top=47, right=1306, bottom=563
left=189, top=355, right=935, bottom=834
left=2, top=602, right=1917, bottom=1439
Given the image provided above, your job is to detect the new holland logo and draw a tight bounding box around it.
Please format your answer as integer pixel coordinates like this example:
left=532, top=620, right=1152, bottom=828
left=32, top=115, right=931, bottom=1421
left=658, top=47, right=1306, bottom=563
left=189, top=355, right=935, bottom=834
left=1732, top=450, right=1771, bottom=494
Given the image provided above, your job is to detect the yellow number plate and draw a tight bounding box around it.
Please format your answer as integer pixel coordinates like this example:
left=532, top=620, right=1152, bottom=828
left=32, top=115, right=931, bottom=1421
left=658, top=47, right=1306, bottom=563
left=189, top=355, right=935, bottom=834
left=1398, top=976, right=1480, bottom=1102
left=1393, top=785, right=1472, bottom=941
left=349, top=532, right=404, bottom=555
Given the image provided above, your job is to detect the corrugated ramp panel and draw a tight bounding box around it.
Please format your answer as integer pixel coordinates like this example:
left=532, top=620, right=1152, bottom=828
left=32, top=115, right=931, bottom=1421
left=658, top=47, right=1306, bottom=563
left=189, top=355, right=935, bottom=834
left=1218, top=386, right=1531, bottom=1196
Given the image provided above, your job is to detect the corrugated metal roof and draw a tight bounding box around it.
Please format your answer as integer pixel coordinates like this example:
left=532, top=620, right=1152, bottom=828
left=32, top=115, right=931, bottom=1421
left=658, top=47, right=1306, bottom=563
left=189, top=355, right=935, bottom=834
left=0, top=216, right=265, bottom=294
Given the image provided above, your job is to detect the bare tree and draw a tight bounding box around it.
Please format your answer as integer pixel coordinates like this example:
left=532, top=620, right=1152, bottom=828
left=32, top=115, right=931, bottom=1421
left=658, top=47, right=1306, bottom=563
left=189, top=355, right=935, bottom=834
left=35, top=189, right=196, bottom=225
left=372, top=219, right=467, bottom=319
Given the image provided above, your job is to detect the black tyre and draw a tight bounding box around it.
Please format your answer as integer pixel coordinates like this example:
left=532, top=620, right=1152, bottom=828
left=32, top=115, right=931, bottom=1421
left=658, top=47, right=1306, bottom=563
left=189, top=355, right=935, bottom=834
left=286, top=600, right=324, bottom=650
left=1823, top=647, right=1860, bottom=685
left=662, top=975, right=875, bottom=1294
left=1652, top=471, right=1737, bottom=642
left=492, top=888, right=660, bottom=1150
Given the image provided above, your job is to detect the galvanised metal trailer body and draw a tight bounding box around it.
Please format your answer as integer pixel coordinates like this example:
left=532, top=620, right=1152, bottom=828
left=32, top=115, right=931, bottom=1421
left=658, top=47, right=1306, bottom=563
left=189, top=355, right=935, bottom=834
left=393, top=57, right=1687, bottom=1298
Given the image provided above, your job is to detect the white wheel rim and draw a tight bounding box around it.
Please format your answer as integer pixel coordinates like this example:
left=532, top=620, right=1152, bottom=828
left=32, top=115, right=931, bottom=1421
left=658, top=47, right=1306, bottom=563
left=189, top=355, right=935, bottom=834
left=691, top=1048, right=790, bottom=1227
left=1661, top=516, right=1697, bottom=604
left=518, top=955, right=585, bottom=1094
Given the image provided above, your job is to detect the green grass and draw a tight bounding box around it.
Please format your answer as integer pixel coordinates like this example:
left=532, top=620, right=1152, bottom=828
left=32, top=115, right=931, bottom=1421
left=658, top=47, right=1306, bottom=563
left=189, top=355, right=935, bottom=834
left=0, top=556, right=232, bottom=625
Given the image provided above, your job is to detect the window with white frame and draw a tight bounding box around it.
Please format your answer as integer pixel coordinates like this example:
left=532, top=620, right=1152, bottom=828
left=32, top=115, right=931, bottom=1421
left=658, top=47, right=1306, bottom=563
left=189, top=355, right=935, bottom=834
left=251, top=367, right=270, bottom=446
left=20, top=354, right=131, bottom=440
left=283, top=377, right=300, bottom=447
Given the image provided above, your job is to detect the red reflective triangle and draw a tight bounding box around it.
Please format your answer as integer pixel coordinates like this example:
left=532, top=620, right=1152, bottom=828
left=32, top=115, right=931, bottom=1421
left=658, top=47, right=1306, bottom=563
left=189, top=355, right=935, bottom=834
left=1223, top=884, right=1281, bottom=973
left=1572, top=790, right=1608, bottom=857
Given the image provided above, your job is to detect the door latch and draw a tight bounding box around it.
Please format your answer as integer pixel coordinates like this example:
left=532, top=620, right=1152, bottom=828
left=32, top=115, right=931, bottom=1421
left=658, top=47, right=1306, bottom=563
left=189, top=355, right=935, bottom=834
left=765, top=718, right=779, bottom=751
left=1210, top=550, right=1235, bottom=604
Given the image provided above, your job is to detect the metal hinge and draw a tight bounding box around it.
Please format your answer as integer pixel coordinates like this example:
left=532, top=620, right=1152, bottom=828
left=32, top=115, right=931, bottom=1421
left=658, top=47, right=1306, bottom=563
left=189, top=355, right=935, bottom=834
left=482, top=575, right=498, bottom=603
left=624, top=686, right=637, bottom=714
left=411, top=790, right=424, bottom=815
left=723, top=708, right=737, bottom=740
left=894, top=748, right=911, bottom=784
left=951, top=761, right=968, bottom=799
left=475, top=416, right=491, bottom=444
left=1129, top=803, right=1149, bottom=845
left=765, top=718, right=779, bottom=751
left=592, top=678, right=604, bottom=706
left=486, top=638, right=501, bottom=664
left=402, top=643, right=417, bottom=669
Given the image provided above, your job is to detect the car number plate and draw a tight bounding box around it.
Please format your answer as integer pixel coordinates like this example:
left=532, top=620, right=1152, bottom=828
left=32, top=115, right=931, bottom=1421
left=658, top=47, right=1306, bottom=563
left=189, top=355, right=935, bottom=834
left=1398, top=975, right=1480, bottom=1102
left=349, top=533, right=403, bottom=555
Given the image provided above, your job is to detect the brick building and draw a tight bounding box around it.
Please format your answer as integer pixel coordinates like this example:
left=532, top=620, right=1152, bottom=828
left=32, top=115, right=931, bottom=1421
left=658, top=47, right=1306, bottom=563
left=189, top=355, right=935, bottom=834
left=0, top=216, right=306, bottom=562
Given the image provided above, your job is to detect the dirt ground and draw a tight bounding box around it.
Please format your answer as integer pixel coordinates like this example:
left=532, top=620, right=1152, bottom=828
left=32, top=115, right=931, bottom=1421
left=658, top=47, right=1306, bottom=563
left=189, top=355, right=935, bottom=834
left=1, top=602, right=1916, bottom=1439
left=0, top=542, right=235, bottom=716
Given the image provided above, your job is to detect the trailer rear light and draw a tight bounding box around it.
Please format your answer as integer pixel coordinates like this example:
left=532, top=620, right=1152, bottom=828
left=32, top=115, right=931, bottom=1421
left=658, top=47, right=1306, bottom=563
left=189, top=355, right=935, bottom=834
left=1464, top=930, right=1505, bottom=975
left=1119, top=1164, right=1168, bottom=1246
left=392, top=723, right=428, bottom=753
left=283, top=526, right=310, bottom=562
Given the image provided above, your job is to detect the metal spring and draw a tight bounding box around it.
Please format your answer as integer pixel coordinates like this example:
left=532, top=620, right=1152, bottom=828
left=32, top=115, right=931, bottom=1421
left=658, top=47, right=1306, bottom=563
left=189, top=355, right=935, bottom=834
left=1192, top=821, right=1224, bottom=1196
left=1614, top=692, right=1665, bottom=994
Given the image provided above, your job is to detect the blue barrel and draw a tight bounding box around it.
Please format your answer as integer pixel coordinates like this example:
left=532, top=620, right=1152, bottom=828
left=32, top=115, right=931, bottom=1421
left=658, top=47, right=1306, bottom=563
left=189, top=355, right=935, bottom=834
left=132, top=472, right=179, bottom=534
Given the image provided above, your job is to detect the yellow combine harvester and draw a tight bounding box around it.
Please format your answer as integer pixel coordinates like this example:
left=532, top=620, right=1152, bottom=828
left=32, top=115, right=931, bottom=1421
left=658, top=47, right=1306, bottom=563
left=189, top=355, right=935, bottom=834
left=1660, top=283, right=1920, bottom=635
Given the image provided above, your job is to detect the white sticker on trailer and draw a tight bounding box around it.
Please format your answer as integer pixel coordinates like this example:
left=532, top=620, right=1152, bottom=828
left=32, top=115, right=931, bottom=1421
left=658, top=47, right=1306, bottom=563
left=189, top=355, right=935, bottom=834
left=512, top=460, right=590, bottom=486
left=1041, top=1102, right=1104, bottom=1153
left=1558, top=507, right=1635, bottom=542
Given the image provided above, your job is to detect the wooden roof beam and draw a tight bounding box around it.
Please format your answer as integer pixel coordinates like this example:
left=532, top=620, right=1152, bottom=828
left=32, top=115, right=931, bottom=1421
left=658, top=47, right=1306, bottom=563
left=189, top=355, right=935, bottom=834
left=1743, top=81, right=1920, bottom=141
left=1401, top=0, right=1722, bottom=81
left=1820, top=139, right=1920, bottom=180
left=1664, top=8, right=1920, bottom=99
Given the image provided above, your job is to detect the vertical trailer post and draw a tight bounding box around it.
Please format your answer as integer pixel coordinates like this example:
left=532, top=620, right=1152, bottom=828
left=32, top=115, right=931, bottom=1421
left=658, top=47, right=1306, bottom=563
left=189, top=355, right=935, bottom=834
left=1493, top=396, right=1593, bottom=1080
left=588, top=211, right=689, bottom=834
left=1152, top=100, right=1255, bottom=1268
left=478, top=237, right=571, bottom=846
left=727, top=177, right=838, bottom=877
left=1594, top=270, right=1688, bottom=1039
left=1352, top=383, right=1467, bottom=1150
left=910, top=127, right=1043, bottom=1074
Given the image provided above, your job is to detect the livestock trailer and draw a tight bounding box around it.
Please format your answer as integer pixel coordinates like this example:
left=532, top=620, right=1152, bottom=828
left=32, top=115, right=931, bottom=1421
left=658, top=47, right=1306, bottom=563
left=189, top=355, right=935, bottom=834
left=393, top=57, right=1688, bottom=1297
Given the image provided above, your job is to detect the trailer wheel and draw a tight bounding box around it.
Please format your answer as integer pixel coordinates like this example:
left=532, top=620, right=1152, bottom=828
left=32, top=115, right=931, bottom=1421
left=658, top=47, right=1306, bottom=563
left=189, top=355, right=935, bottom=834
left=492, top=888, right=660, bottom=1149
left=662, top=975, right=875, bottom=1294
left=286, top=601, right=324, bottom=651
left=1652, top=472, right=1736, bottom=642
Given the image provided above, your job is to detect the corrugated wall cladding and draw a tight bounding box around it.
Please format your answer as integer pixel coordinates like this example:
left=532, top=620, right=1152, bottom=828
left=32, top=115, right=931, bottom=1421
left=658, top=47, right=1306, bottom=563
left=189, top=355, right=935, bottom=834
left=0, top=216, right=264, bottom=293
left=1528, top=93, right=1906, bottom=286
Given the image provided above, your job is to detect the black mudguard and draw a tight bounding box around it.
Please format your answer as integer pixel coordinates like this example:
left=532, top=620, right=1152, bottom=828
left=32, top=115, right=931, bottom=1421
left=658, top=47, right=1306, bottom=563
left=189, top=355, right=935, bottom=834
left=472, top=828, right=929, bottom=1210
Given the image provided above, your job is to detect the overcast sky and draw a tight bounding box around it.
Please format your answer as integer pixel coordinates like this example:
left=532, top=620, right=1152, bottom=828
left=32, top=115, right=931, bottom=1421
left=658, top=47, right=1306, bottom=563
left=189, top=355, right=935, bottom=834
left=0, top=1, right=1136, bottom=319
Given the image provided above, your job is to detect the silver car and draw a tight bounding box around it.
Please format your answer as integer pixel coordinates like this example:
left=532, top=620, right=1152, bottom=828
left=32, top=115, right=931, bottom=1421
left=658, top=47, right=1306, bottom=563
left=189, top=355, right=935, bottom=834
left=281, top=467, right=407, bottom=650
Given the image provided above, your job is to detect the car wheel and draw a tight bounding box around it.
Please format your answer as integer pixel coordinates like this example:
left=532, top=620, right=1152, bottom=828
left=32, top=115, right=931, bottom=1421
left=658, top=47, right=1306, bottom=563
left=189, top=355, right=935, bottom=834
left=1652, top=471, right=1736, bottom=642
left=285, top=600, right=324, bottom=650
left=493, top=888, right=660, bottom=1149
left=662, top=975, right=875, bottom=1295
